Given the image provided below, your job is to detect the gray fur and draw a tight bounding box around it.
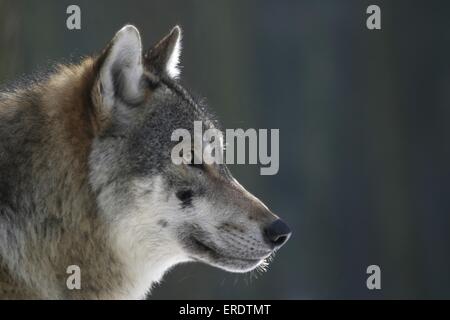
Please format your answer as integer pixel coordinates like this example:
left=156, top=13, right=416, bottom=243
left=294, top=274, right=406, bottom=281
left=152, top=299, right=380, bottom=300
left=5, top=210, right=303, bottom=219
left=0, top=25, right=290, bottom=299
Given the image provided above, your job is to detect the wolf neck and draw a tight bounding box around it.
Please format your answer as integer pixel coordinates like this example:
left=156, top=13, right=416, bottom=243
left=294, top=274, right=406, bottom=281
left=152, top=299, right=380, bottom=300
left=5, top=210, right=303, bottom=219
left=0, top=59, right=145, bottom=299
left=33, top=59, right=177, bottom=299
left=19, top=59, right=126, bottom=298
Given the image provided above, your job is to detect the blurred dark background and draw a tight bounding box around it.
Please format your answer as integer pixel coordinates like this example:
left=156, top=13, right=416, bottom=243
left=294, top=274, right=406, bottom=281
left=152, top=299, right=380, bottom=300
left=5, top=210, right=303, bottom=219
left=1, top=0, right=449, bottom=299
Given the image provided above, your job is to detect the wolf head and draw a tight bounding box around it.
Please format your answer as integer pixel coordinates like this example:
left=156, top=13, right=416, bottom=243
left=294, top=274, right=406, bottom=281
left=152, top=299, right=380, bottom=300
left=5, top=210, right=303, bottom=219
left=88, top=25, right=291, bottom=290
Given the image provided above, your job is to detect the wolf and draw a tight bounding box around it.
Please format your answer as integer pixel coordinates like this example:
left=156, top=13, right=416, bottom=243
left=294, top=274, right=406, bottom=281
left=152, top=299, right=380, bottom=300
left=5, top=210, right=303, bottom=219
left=0, top=25, right=291, bottom=299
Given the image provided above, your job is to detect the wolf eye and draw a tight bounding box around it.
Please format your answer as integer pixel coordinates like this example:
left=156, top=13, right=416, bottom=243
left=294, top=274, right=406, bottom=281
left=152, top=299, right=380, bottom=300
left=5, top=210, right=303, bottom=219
left=176, top=189, right=193, bottom=207
left=176, top=189, right=193, bottom=201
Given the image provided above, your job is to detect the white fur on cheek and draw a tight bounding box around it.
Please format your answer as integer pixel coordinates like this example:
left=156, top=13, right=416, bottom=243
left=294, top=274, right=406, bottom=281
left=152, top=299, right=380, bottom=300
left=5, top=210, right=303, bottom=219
left=106, top=175, right=188, bottom=299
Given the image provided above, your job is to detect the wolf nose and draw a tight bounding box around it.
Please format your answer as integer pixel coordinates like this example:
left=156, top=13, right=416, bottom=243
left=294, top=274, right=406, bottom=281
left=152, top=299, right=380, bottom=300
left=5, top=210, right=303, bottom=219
left=264, top=219, right=291, bottom=248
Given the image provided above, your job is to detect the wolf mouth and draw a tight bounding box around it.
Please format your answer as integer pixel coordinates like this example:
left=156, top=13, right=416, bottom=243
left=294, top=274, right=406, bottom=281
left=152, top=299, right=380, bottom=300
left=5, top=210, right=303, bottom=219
left=189, top=236, right=266, bottom=263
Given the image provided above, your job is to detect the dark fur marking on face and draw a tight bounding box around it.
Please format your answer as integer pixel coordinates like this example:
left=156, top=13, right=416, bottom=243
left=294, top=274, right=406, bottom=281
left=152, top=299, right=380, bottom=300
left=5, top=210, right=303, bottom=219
left=176, top=189, right=193, bottom=208
left=218, top=222, right=246, bottom=234
left=157, top=219, right=168, bottom=228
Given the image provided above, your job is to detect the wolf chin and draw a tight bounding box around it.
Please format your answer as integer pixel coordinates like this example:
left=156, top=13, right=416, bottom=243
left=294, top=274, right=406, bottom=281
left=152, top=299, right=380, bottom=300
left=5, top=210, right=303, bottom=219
left=0, top=25, right=291, bottom=299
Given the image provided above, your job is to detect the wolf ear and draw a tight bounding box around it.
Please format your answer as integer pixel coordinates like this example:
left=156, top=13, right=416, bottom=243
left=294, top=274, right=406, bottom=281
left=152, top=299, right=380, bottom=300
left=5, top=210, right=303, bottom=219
left=97, top=25, right=144, bottom=110
left=145, top=26, right=182, bottom=79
